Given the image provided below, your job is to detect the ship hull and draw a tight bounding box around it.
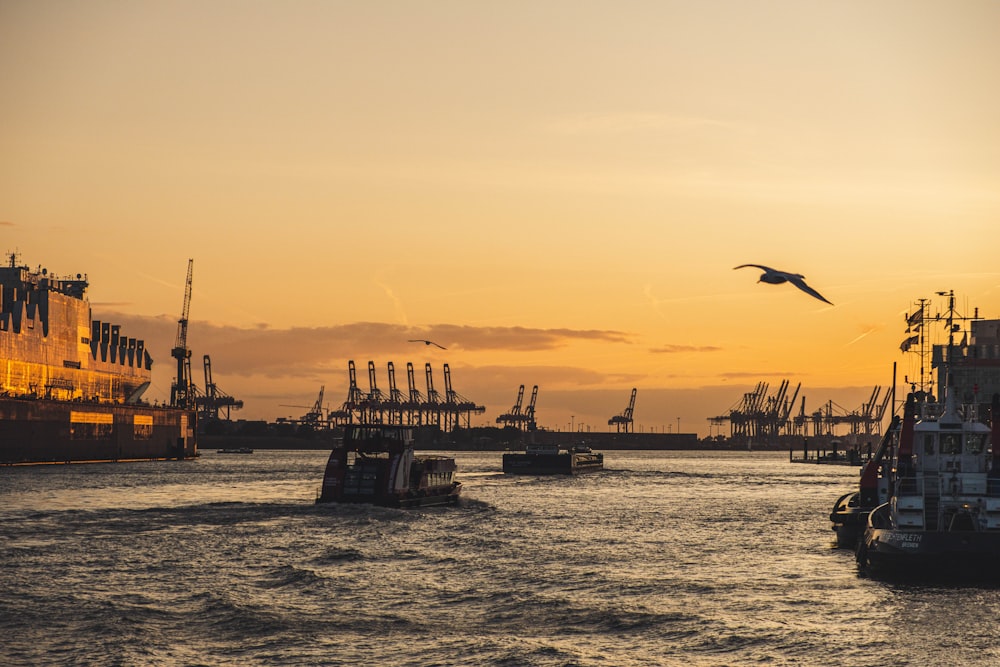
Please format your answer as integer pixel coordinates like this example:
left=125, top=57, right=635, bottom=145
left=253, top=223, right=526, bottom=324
left=859, top=526, right=1000, bottom=580
left=829, top=491, right=874, bottom=549
left=0, top=397, right=197, bottom=465
left=323, top=482, right=463, bottom=508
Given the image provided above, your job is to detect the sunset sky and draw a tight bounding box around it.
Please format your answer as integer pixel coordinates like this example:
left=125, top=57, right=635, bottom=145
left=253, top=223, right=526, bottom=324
left=3, top=1, right=999, bottom=437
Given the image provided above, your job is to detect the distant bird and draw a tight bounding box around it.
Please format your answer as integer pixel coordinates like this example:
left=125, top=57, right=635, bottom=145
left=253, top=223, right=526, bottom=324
left=408, top=339, right=446, bottom=350
left=733, top=264, right=833, bottom=305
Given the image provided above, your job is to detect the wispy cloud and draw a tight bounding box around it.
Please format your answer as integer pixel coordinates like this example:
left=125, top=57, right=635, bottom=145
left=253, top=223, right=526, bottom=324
left=718, top=370, right=802, bottom=379
left=375, top=279, right=409, bottom=326
left=845, top=324, right=881, bottom=346
left=549, top=112, right=740, bottom=136
left=0, top=221, right=15, bottom=227
left=650, top=344, right=722, bottom=354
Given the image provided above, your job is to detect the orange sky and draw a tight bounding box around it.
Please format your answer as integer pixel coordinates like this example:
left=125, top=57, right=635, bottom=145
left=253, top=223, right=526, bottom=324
left=3, top=1, right=999, bottom=437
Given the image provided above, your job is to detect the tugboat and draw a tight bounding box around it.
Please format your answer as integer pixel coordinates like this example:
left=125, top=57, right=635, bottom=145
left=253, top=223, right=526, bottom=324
left=855, top=389, right=1000, bottom=578
left=502, top=443, right=604, bottom=475
left=829, top=416, right=900, bottom=548
left=316, top=424, right=461, bottom=508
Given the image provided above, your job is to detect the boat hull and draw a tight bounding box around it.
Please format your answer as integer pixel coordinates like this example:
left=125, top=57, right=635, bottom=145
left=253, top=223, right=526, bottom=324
left=0, top=397, right=197, bottom=465
left=829, top=491, right=874, bottom=549
left=859, top=526, right=1000, bottom=579
left=318, top=481, right=462, bottom=508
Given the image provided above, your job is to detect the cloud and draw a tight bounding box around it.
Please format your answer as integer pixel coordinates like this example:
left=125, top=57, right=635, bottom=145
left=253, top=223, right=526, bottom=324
left=102, top=314, right=634, bottom=379
left=846, top=324, right=881, bottom=346
left=0, top=221, right=15, bottom=227
left=91, top=302, right=135, bottom=309
left=718, top=371, right=802, bottom=379
left=375, top=279, right=409, bottom=325
left=549, top=113, right=739, bottom=136
left=650, top=344, right=723, bottom=354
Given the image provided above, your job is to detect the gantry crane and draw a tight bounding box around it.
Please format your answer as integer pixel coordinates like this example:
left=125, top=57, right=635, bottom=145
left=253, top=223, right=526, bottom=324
left=197, top=354, right=244, bottom=420
left=496, top=385, right=525, bottom=427
left=523, top=385, right=538, bottom=431
left=609, top=388, right=637, bottom=433
left=424, top=363, right=443, bottom=427
left=170, top=259, right=194, bottom=408
left=497, top=384, right=537, bottom=430
left=442, top=363, right=486, bottom=430
left=328, top=361, right=364, bottom=425
left=405, top=362, right=425, bottom=425
left=385, top=362, right=405, bottom=424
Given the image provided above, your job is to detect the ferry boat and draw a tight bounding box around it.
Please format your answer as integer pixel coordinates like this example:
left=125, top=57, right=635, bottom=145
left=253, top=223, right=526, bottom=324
left=0, top=254, right=197, bottom=465
left=316, top=424, right=461, bottom=508
left=854, top=390, right=1000, bottom=578
left=502, top=444, right=604, bottom=475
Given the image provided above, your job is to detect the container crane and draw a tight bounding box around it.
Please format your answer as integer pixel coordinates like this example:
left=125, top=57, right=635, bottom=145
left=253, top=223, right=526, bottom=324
left=424, top=363, right=443, bottom=427
left=442, top=363, right=486, bottom=430
left=609, top=388, right=637, bottom=433
left=170, top=259, right=194, bottom=408
left=404, top=362, right=426, bottom=425
left=385, top=362, right=405, bottom=424
left=328, top=361, right=363, bottom=425
left=496, top=385, right=525, bottom=428
left=523, top=385, right=538, bottom=431
left=197, top=354, right=244, bottom=420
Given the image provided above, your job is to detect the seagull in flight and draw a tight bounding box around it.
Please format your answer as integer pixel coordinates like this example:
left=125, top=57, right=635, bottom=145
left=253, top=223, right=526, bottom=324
left=408, top=339, right=446, bottom=350
left=733, top=264, right=833, bottom=305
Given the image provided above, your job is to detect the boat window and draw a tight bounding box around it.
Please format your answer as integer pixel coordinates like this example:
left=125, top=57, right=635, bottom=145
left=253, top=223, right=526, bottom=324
left=923, top=434, right=936, bottom=456
left=941, top=433, right=962, bottom=455
left=967, top=434, right=987, bottom=455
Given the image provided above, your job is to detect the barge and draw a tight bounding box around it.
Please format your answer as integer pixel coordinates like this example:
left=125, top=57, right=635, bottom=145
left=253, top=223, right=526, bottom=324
left=503, top=444, right=604, bottom=475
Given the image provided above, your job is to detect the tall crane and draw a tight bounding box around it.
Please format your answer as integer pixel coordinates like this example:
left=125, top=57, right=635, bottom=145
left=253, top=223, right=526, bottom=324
left=442, top=363, right=486, bottom=430
left=170, top=259, right=194, bottom=408
left=385, top=362, right=405, bottom=424
left=364, top=361, right=387, bottom=423
left=279, top=386, right=328, bottom=424
left=197, top=354, right=244, bottom=420
left=609, top=388, right=637, bottom=433
left=523, top=385, right=538, bottom=431
left=496, top=385, right=525, bottom=427
left=424, top=363, right=442, bottom=427
left=329, top=361, right=364, bottom=424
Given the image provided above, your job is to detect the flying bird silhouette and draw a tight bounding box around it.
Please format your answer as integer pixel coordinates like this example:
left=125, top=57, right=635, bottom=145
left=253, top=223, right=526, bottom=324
left=733, top=264, right=833, bottom=305
left=408, top=339, right=446, bottom=350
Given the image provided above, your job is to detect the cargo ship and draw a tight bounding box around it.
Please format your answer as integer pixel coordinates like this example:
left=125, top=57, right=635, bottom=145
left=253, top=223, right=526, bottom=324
left=316, top=423, right=461, bottom=507
left=503, top=444, right=604, bottom=475
left=0, top=254, right=197, bottom=465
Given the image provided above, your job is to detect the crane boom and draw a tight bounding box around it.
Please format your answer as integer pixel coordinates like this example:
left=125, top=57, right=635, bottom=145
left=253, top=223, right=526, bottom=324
left=170, top=259, right=194, bottom=408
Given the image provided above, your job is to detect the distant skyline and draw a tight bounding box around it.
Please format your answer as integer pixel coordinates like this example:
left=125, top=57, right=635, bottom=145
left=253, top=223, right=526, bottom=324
left=3, top=1, right=999, bottom=436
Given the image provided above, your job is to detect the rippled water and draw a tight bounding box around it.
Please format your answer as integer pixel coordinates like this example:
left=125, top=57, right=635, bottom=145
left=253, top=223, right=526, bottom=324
left=3, top=450, right=1000, bottom=666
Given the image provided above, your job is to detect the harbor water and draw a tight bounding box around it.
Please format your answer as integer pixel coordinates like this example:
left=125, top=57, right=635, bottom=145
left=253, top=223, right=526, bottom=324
left=3, top=450, right=1000, bottom=666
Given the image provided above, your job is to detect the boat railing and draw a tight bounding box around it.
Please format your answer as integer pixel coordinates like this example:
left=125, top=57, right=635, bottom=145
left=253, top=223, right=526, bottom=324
left=868, top=503, right=891, bottom=529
